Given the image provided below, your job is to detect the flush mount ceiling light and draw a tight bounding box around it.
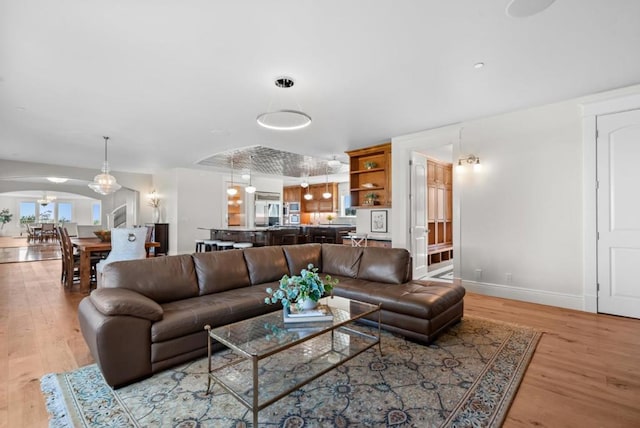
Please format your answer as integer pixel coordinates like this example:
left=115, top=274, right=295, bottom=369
left=88, top=136, right=122, bottom=195
left=327, top=155, right=341, bottom=168
left=256, top=76, right=312, bottom=131
left=506, top=0, right=555, bottom=18
left=47, top=177, right=68, bottom=183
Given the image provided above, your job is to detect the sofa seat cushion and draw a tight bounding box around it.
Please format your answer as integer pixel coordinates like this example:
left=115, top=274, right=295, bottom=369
left=333, top=280, right=465, bottom=320
left=151, top=284, right=279, bottom=343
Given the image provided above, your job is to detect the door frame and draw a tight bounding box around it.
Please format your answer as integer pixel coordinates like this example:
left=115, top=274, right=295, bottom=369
left=392, top=126, right=459, bottom=279
left=582, top=92, right=640, bottom=313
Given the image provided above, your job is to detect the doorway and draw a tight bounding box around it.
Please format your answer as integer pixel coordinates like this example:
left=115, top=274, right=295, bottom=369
left=411, top=144, right=454, bottom=281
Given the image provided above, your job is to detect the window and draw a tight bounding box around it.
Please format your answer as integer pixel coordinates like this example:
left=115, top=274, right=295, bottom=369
left=57, top=202, right=72, bottom=223
left=39, top=202, right=55, bottom=222
left=341, top=195, right=357, bottom=217
left=19, top=202, right=36, bottom=224
left=92, top=202, right=101, bottom=225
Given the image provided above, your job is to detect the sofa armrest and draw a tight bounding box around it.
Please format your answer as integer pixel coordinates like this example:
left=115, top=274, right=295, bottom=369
left=89, top=288, right=163, bottom=321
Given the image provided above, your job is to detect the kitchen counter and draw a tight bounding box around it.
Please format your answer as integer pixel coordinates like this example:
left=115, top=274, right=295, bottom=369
left=208, top=225, right=355, bottom=246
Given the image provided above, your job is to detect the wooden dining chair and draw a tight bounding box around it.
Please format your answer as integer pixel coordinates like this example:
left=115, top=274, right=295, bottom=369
left=41, top=223, right=56, bottom=242
left=58, top=226, right=101, bottom=290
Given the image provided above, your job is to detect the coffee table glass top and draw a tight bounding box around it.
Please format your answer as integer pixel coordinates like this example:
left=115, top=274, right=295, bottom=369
left=208, top=295, right=378, bottom=357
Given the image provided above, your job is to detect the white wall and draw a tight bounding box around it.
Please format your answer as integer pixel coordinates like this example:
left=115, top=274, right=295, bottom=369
left=392, top=84, right=640, bottom=311
left=393, top=101, right=584, bottom=309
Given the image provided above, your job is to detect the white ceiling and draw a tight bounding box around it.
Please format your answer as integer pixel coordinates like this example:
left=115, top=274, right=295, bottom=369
left=1, top=0, right=639, bottom=177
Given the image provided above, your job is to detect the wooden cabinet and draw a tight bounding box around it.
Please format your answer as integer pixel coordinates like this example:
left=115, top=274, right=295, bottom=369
left=427, top=159, right=453, bottom=265
left=283, top=186, right=301, bottom=203
left=301, top=183, right=338, bottom=213
left=346, top=142, right=391, bottom=208
left=153, top=223, right=169, bottom=256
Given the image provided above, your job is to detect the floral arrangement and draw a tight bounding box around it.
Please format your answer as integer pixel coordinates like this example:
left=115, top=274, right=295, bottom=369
left=265, top=264, right=338, bottom=310
left=148, top=190, right=160, bottom=208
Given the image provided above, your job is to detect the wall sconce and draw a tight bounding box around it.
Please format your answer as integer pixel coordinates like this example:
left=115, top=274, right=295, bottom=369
left=456, top=154, right=482, bottom=172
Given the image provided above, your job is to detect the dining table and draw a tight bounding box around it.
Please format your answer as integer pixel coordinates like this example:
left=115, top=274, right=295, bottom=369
left=70, top=237, right=160, bottom=293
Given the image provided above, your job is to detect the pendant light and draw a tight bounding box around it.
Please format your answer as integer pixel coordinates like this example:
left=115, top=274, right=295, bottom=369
left=245, top=156, right=256, bottom=194
left=303, top=185, right=313, bottom=200
left=37, top=192, right=56, bottom=206
left=322, top=167, right=332, bottom=199
left=227, top=158, right=238, bottom=196
left=88, top=136, right=122, bottom=195
left=257, top=76, right=312, bottom=131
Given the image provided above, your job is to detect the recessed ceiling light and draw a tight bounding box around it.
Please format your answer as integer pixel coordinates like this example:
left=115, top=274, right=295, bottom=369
left=474, top=62, right=485, bottom=69
left=47, top=177, right=68, bottom=183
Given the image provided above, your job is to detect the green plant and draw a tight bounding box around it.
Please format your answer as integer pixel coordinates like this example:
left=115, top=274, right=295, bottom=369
left=364, top=160, right=377, bottom=169
left=20, top=215, right=36, bottom=224
left=364, top=192, right=379, bottom=200
left=0, top=209, right=12, bottom=229
left=265, top=264, right=338, bottom=310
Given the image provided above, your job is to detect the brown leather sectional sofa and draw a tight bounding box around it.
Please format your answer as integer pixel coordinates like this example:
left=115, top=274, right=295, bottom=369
left=78, top=243, right=465, bottom=387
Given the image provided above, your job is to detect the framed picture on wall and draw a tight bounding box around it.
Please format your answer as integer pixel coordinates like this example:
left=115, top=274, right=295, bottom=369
left=371, top=210, right=388, bottom=233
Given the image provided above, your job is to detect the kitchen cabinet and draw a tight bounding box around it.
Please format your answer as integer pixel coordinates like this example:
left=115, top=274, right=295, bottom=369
left=301, top=183, right=338, bottom=213
left=426, top=158, right=453, bottom=265
left=346, top=142, right=391, bottom=208
left=283, top=186, right=301, bottom=203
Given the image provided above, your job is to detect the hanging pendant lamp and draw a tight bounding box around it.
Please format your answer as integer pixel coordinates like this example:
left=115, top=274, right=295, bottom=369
left=245, top=156, right=256, bottom=194
left=88, top=136, right=122, bottom=195
left=257, top=77, right=311, bottom=131
left=322, top=167, right=332, bottom=199
left=227, top=158, right=238, bottom=195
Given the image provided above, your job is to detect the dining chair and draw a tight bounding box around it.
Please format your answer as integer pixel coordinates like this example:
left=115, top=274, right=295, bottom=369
left=96, top=228, right=148, bottom=287
left=349, top=233, right=368, bottom=247
left=58, top=226, right=101, bottom=290
left=41, top=223, right=56, bottom=242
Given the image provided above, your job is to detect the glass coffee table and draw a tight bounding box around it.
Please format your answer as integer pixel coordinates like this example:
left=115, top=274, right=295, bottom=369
left=204, top=296, right=381, bottom=427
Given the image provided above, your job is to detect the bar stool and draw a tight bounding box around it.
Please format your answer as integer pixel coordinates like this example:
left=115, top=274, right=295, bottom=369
left=203, top=239, right=222, bottom=251
left=216, top=241, right=235, bottom=250
left=349, top=233, right=368, bottom=247
left=195, top=239, right=205, bottom=252
left=233, top=242, right=253, bottom=249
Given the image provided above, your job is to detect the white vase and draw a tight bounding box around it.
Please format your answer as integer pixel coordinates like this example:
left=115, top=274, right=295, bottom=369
left=152, top=207, right=160, bottom=223
left=298, top=298, right=317, bottom=310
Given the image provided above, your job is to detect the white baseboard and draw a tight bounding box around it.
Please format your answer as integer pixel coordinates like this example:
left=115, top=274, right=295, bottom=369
left=461, top=280, right=586, bottom=311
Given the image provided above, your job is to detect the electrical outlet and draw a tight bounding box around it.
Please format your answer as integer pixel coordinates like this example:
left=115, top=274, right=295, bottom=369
left=474, top=269, right=482, bottom=281
left=506, top=273, right=512, bottom=284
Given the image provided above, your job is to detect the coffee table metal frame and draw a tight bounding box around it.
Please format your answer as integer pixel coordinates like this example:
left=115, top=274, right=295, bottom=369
left=204, top=296, right=381, bottom=427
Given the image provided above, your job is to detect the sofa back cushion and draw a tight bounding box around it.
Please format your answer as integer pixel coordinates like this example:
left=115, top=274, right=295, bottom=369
left=192, top=250, right=252, bottom=295
left=358, top=247, right=412, bottom=284
left=102, top=254, right=199, bottom=303
left=243, top=246, right=289, bottom=285
left=321, top=244, right=363, bottom=278
left=282, top=244, right=322, bottom=275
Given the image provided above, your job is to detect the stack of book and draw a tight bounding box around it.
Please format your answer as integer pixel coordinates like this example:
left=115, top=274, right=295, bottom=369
left=283, top=304, right=334, bottom=323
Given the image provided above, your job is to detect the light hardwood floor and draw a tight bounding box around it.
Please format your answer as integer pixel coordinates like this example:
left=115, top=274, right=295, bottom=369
left=1, top=259, right=639, bottom=427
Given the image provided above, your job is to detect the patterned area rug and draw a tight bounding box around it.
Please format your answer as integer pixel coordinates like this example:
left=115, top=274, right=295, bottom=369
left=41, top=317, right=541, bottom=428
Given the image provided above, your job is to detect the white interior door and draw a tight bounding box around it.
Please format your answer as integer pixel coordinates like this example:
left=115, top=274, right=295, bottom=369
left=597, top=109, right=640, bottom=319
left=410, top=152, right=428, bottom=279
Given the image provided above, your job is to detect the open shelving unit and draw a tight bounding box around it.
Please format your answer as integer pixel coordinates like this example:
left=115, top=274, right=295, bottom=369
left=346, top=142, right=392, bottom=208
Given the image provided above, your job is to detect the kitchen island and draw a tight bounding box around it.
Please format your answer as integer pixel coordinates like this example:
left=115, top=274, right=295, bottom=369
left=207, top=225, right=355, bottom=246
